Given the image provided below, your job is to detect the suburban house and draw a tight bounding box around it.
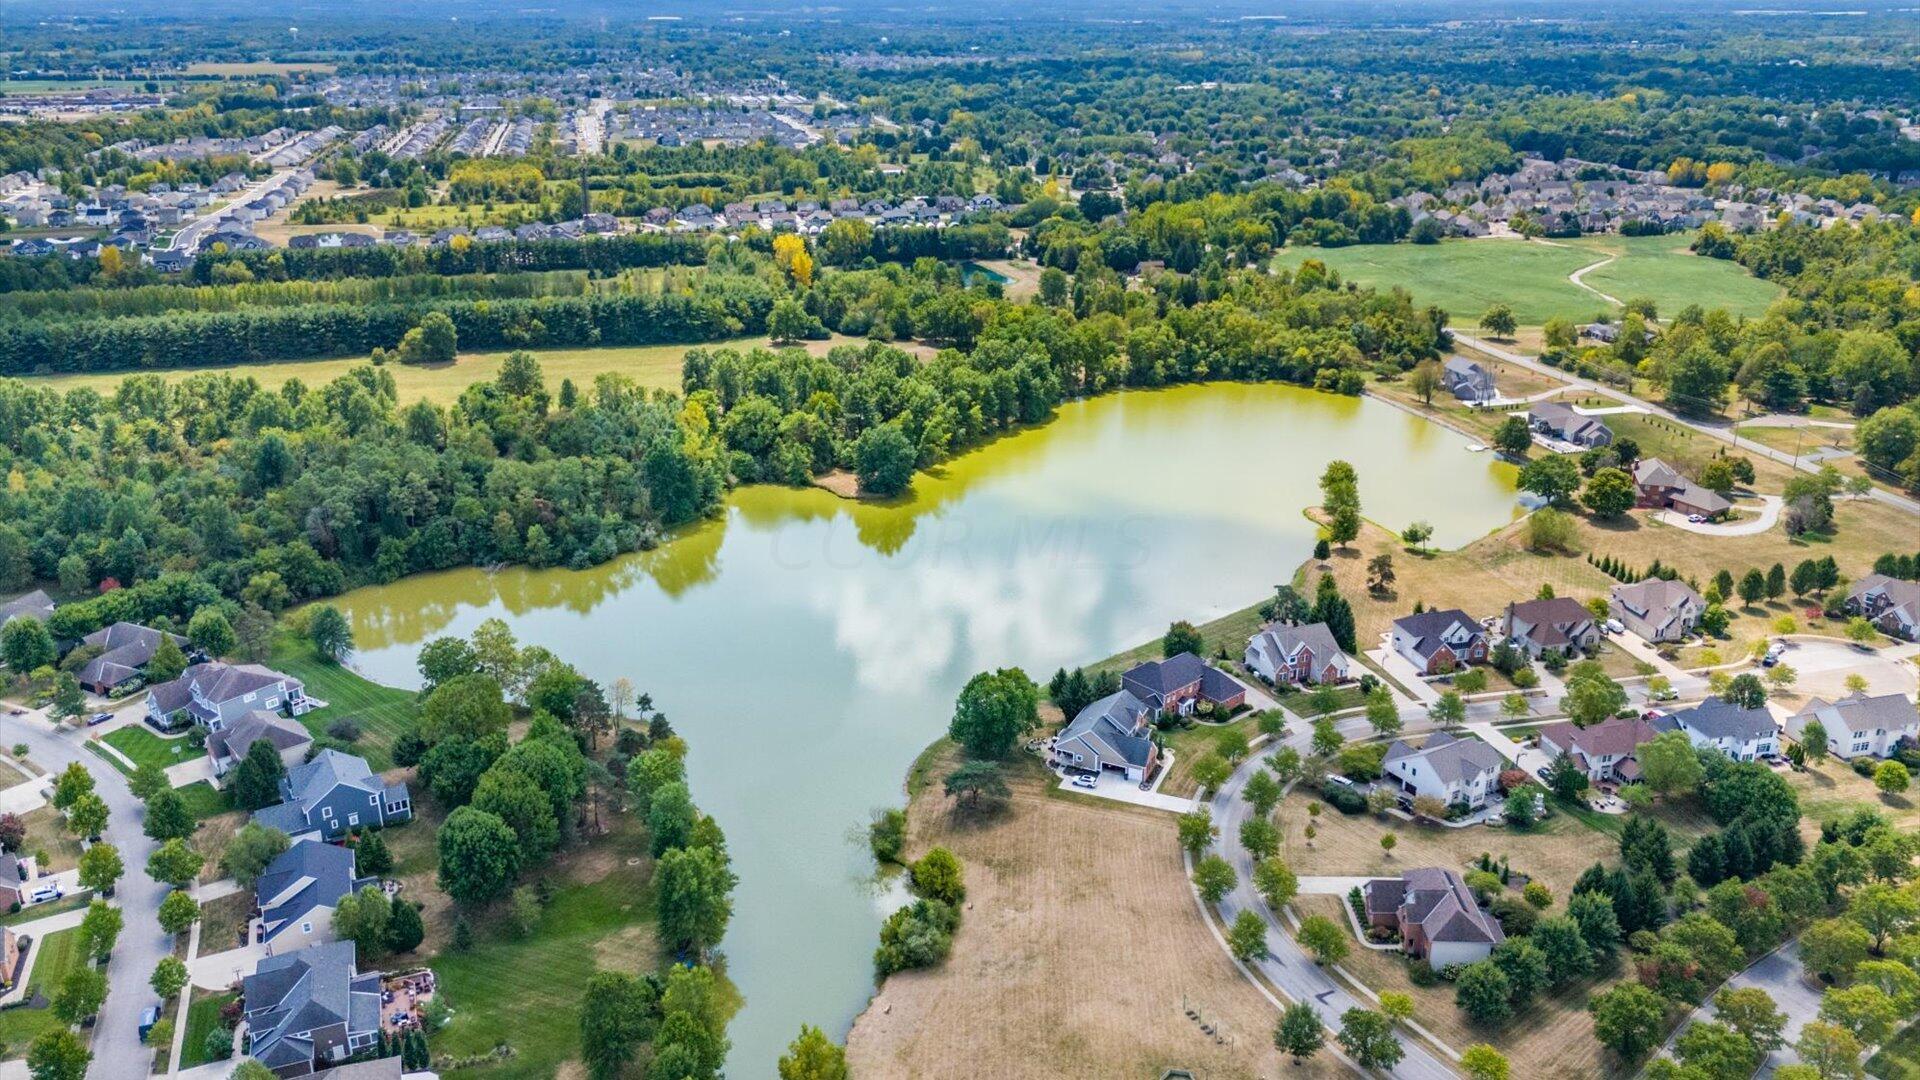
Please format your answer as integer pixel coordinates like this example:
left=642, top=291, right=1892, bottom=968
left=1362, top=867, right=1506, bottom=967
left=1442, top=357, right=1498, bottom=404
left=1382, top=732, right=1505, bottom=810
left=1537, top=714, right=1678, bottom=783
left=1050, top=690, right=1159, bottom=783
left=0, top=590, right=54, bottom=626
left=1244, top=622, right=1351, bottom=686
left=73, top=622, right=190, bottom=695
left=0, top=927, right=20, bottom=992
left=1609, top=579, right=1706, bottom=644
left=252, top=841, right=375, bottom=957
left=209, top=709, right=314, bottom=780
left=0, top=852, right=38, bottom=911
left=1501, top=597, right=1600, bottom=658
left=1674, top=698, right=1780, bottom=761
left=1847, top=575, right=1920, bottom=641
left=1120, top=653, right=1247, bottom=716
left=251, top=749, right=414, bottom=843
left=1389, top=609, right=1489, bottom=675
left=1788, top=693, right=1920, bottom=760
left=241, top=940, right=383, bottom=1077
left=1631, top=458, right=1733, bottom=519
left=1528, top=402, right=1614, bottom=448
left=145, top=661, right=312, bottom=733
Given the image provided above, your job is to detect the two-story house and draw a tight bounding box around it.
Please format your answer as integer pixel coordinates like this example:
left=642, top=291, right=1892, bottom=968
left=1537, top=714, right=1677, bottom=783
left=251, top=841, right=375, bottom=957
left=145, top=662, right=312, bottom=734
left=1674, top=698, right=1779, bottom=762
left=1609, top=579, right=1705, bottom=644
left=1788, top=692, right=1920, bottom=760
left=241, top=940, right=382, bottom=1077
left=1382, top=732, right=1505, bottom=810
left=1119, top=653, right=1247, bottom=717
left=1441, top=358, right=1498, bottom=404
left=1847, top=575, right=1920, bottom=642
left=1502, top=597, right=1600, bottom=659
left=1631, top=458, right=1732, bottom=520
left=1362, top=867, right=1505, bottom=968
left=1049, top=690, right=1158, bottom=783
left=1244, top=622, right=1352, bottom=686
left=208, top=710, right=313, bottom=781
left=1389, top=610, right=1488, bottom=675
left=251, top=750, right=413, bottom=843
left=73, top=622, right=190, bottom=695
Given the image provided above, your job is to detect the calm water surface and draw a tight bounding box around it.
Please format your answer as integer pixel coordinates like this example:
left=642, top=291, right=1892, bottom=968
left=334, top=382, right=1521, bottom=1074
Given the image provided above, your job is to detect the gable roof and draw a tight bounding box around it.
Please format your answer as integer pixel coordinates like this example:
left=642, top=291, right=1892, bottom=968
left=243, top=940, right=377, bottom=1068
left=256, top=840, right=363, bottom=942
left=1391, top=609, right=1483, bottom=660
left=0, top=590, right=54, bottom=624
left=148, top=661, right=296, bottom=721
left=1121, top=653, right=1208, bottom=707
left=1539, top=714, right=1676, bottom=761
left=208, top=709, right=313, bottom=764
left=287, top=749, right=382, bottom=805
left=1399, top=867, right=1505, bottom=945
left=1504, top=596, right=1594, bottom=647
left=1383, top=731, right=1504, bottom=786
left=1632, top=457, right=1686, bottom=490
left=1674, top=697, right=1777, bottom=744
left=76, top=622, right=185, bottom=687
left=1611, top=578, right=1704, bottom=620
left=1795, top=692, right=1920, bottom=739
left=1056, top=690, right=1156, bottom=769
left=1249, top=622, right=1344, bottom=668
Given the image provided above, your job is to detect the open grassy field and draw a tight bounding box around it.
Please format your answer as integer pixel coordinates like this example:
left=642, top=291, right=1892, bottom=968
left=102, top=725, right=204, bottom=771
left=197, top=891, right=253, bottom=955
left=427, top=809, right=670, bottom=1080
left=17, top=806, right=84, bottom=875
left=1280, top=233, right=1780, bottom=325
left=1789, top=755, right=1920, bottom=841
left=21, top=333, right=899, bottom=408
left=847, top=742, right=1343, bottom=1080
left=0, top=925, right=86, bottom=1057
left=1296, top=895, right=1630, bottom=1080
left=272, top=634, right=422, bottom=771
left=183, top=61, right=337, bottom=76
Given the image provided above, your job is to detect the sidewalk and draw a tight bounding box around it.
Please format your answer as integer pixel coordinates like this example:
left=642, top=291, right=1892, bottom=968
left=1364, top=643, right=1440, bottom=704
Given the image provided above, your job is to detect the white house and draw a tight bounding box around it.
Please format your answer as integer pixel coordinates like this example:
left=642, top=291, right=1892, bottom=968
left=1673, top=698, right=1779, bottom=762
left=1788, top=693, right=1920, bottom=760
left=1382, top=732, right=1505, bottom=810
left=1244, top=622, right=1351, bottom=686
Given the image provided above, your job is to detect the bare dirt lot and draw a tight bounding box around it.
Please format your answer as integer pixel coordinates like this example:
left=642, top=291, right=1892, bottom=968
left=845, top=745, right=1345, bottom=1080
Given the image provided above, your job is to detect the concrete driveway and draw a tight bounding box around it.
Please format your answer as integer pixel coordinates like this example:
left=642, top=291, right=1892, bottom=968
left=164, top=756, right=217, bottom=789
left=1607, top=630, right=1690, bottom=682
left=191, top=942, right=269, bottom=992
left=1296, top=876, right=1375, bottom=896
left=1655, top=495, right=1782, bottom=537
left=1775, top=637, right=1919, bottom=699
left=1052, top=767, right=1195, bottom=813
left=1365, top=642, right=1440, bottom=704
left=1660, top=942, right=1820, bottom=1076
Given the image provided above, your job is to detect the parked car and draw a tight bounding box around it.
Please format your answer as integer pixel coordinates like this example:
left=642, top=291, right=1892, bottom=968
left=1687, top=513, right=1707, bottom=524
left=86, top=713, right=113, bottom=726
left=1604, top=619, right=1625, bottom=635
left=27, top=883, right=62, bottom=904
left=138, top=1005, right=160, bottom=1043
left=1071, top=773, right=1098, bottom=790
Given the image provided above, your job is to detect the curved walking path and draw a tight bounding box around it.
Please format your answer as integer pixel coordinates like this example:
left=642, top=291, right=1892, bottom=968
left=1453, top=332, right=1920, bottom=519
left=1202, top=711, right=1461, bottom=1080
left=1567, top=255, right=1623, bottom=307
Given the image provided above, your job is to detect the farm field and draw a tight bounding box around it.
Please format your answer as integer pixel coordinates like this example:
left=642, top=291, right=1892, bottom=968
left=1280, top=233, right=1780, bottom=325
left=20, top=333, right=899, bottom=407
left=846, top=743, right=1338, bottom=1079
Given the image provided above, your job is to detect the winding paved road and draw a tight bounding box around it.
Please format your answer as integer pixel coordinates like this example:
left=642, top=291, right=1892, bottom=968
left=2, top=711, right=167, bottom=1079
left=1453, top=332, right=1920, bottom=518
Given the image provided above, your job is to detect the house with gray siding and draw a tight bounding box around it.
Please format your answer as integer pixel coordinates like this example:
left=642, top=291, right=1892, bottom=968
left=251, top=749, right=412, bottom=842
left=241, top=940, right=382, bottom=1077
left=145, top=661, right=311, bottom=733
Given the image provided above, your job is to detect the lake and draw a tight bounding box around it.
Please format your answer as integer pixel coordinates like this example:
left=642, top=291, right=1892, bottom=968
left=333, top=381, right=1522, bottom=1074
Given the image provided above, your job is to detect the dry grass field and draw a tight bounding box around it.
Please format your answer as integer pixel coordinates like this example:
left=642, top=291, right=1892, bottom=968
left=1788, top=754, right=1920, bottom=838
left=846, top=744, right=1345, bottom=1080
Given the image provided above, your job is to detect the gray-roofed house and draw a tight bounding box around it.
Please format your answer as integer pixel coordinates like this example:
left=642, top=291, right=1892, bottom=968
left=1382, top=732, right=1504, bottom=810
left=1528, top=402, right=1613, bottom=448
left=1609, top=579, right=1705, bottom=644
left=1501, top=597, right=1599, bottom=659
left=1244, top=622, right=1351, bottom=686
left=74, top=622, right=190, bottom=695
left=209, top=709, right=314, bottom=780
left=251, top=749, right=412, bottom=843
left=1441, top=357, right=1498, bottom=404
left=240, top=940, right=382, bottom=1077
left=1847, top=574, right=1920, bottom=641
left=0, top=590, right=54, bottom=626
left=1538, top=714, right=1677, bottom=783
left=1363, top=867, right=1505, bottom=967
left=1788, top=692, right=1920, bottom=760
left=252, top=840, right=375, bottom=957
left=1049, top=690, right=1158, bottom=782
left=1631, top=458, right=1733, bottom=520
left=1674, top=697, right=1779, bottom=762
left=145, top=661, right=311, bottom=733
left=1389, top=609, right=1488, bottom=675
left=1120, top=653, right=1247, bottom=717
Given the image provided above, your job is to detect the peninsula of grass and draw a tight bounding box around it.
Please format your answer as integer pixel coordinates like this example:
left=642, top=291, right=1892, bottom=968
left=270, top=635, right=421, bottom=771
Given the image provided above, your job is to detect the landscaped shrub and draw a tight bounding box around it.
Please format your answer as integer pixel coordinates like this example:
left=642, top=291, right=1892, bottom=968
left=1321, top=782, right=1367, bottom=814
left=874, top=898, right=959, bottom=975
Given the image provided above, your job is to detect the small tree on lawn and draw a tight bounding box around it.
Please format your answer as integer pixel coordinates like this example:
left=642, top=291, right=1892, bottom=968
left=77, top=842, right=122, bottom=895
left=943, top=760, right=1010, bottom=812
left=1381, top=833, right=1397, bottom=858
left=158, top=890, right=199, bottom=936
left=1162, top=620, right=1204, bottom=658
left=1297, top=914, right=1349, bottom=964
left=1244, top=770, right=1283, bottom=817
left=1227, top=910, right=1270, bottom=962
left=1412, top=794, right=1449, bottom=821
left=308, top=604, right=355, bottom=662
left=1240, top=817, right=1280, bottom=861
left=230, top=738, right=288, bottom=811
left=1193, top=855, right=1236, bottom=904
left=1876, top=760, right=1910, bottom=797
left=1590, top=982, right=1667, bottom=1059
left=1274, top=1002, right=1325, bottom=1064
left=1480, top=303, right=1518, bottom=339
left=1177, top=810, right=1218, bottom=855
left=1430, top=690, right=1466, bottom=729
left=1461, top=1044, right=1511, bottom=1080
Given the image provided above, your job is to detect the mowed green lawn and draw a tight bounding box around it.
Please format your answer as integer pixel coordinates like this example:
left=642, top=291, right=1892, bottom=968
left=179, top=989, right=239, bottom=1068
left=1281, top=232, right=1780, bottom=325
left=428, top=824, right=670, bottom=1080
left=271, top=635, right=419, bottom=772
left=0, top=926, right=87, bottom=1056
left=102, top=725, right=205, bottom=770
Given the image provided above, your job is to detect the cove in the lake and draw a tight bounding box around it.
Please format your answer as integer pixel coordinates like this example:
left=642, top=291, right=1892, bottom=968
left=333, top=381, right=1522, bottom=1074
